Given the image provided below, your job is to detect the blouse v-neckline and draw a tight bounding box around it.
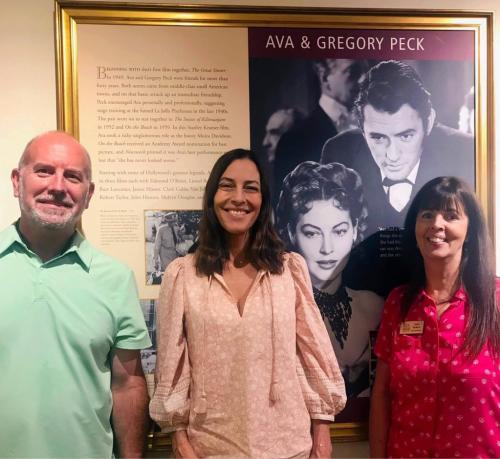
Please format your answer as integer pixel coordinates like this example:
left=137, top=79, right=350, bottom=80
left=214, top=270, right=265, bottom=318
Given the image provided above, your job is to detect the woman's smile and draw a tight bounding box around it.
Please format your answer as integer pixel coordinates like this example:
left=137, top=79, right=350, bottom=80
left=213, top=158, right=262, bottom=237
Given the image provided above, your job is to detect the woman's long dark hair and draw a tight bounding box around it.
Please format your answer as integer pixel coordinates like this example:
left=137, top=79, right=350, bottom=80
left=195, top=148, right=285, bottom=275
left=401, top=176, right=499, bottom=357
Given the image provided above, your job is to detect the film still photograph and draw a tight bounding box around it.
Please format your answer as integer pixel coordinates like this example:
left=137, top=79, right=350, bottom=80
left=250, top=36, right=475, bottom=421
left=144, top=210, right=202, bottom=285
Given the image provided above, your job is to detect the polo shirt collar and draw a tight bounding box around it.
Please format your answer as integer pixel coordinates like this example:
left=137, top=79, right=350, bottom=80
left=0, top=223, right=21, bottom=257
left=0, top=222, right=92, bottom=269
left=64, top=231, right=93, bottom=269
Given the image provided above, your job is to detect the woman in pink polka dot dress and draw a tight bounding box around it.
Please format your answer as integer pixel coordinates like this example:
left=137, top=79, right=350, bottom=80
left=370, top=176, right=500, bottom=458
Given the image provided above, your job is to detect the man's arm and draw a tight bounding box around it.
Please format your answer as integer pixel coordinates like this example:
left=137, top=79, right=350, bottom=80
left=111, top=349, right=150, bottom=458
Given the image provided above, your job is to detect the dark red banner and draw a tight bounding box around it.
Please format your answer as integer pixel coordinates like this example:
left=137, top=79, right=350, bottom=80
left=248, top=28, right=474, bottom=61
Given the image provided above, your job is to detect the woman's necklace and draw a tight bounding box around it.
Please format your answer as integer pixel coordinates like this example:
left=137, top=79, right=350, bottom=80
left=435, top=296, right=453, bottom=305
left=313, top=284, right=352, bottom=349
left=233, top=256, right=248, bottom=268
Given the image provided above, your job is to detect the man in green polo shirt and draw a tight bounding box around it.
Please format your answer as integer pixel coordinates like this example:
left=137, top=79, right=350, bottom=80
left=0, top=131, right=152, bottom=458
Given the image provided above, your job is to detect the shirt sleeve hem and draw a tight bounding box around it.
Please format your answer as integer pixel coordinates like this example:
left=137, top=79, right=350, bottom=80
left=113, top=338, right=152, bottom=349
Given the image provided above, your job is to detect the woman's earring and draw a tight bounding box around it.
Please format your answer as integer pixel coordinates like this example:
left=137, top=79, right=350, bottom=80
left=287, top=224, right=296, bottom=245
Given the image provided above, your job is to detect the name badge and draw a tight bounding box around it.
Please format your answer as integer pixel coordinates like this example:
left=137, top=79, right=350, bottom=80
left=400, top=320, right=424, bottom=335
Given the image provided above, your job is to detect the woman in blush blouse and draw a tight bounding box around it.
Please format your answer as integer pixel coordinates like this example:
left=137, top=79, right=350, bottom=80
left=370, top=176, right=500, bottom=458
left=276, top=161, right=384, bottom=398
left=150, top=149, right=346, bottom=458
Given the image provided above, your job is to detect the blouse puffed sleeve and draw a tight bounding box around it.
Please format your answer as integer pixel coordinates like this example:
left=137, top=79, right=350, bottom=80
left=288, top=252, right=347, bottom=421
left=149, top=257, right=190, bottom=432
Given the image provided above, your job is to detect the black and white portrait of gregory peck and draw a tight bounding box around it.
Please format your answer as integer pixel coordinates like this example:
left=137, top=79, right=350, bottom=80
left=145, top=210, right=201, bottom=285
left=321, top=60, right=474, bottom=237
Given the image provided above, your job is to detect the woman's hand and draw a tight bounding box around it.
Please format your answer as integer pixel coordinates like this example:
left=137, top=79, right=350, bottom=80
left=310, top=419, right=332, bottom=458
left=172, top=430, right=198, bottom=458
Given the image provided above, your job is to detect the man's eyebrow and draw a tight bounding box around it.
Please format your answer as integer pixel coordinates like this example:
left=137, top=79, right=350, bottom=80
left=366, top=128, right=416, bottom=137
left=395, top=128, right=417, bottom=136
left=30, top=163, right=87, bottom=178
left=31, top=162, right=53, bottom=169
left=366, top=131, right=387, bottom=137
left=64, top=168, right=84, bottom=176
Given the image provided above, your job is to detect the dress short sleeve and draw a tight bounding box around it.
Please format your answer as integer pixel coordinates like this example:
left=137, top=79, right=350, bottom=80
left=114, top=268, right=152, bottom=349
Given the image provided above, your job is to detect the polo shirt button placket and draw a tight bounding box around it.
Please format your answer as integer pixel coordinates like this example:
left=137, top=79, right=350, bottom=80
left=33, top=264, right=46, bottom=304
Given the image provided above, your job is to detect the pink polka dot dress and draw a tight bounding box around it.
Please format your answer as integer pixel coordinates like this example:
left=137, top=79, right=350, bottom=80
left=374, top=281, right=500, bottom=458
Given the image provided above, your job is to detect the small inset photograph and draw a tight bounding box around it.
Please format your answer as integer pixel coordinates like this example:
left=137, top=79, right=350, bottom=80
left=144, top=210, right=202, bottom=285
left=140, top=299, right=157, bottom=374
left=141, top=349, right=157, bottom=375
left=140, top=299, right=156, bottom=348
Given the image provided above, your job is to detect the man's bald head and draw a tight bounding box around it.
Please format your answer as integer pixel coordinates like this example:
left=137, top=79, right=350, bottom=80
left=12, top=130, right=95, bottom=235
left=19, top=131, right=92, bottom=180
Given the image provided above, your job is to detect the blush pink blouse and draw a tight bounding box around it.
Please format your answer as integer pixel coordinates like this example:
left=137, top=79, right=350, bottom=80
left=149, top=252, right=346, bottom=458
left=375, top=282, right=500, bottom=458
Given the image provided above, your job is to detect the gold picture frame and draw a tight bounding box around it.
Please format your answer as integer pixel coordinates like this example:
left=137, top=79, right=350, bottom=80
left=55, top=1, right=494, bottom=444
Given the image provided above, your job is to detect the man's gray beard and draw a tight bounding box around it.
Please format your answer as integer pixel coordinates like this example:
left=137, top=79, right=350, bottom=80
left=18, top=185, right=79, bottom=231
left=20, top=201, right=76, bottom=231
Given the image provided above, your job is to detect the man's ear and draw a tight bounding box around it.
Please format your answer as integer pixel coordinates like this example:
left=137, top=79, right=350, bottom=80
left=11, top=169, right=20, bottom=198
left=317, top=66, right=328, bottom=83
left=426, top=108, right=436, bottom=135
left=85, top=182, right=95, bottom=209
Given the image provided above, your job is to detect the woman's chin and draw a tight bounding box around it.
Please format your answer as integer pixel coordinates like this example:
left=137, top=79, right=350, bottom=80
left=312, top=272, right=342, bottom=291
left=311, top=275, right=338, bottom=290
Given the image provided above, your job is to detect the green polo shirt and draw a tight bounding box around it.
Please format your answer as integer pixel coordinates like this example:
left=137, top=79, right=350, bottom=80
left=0, top=224, right=151, bottom=458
